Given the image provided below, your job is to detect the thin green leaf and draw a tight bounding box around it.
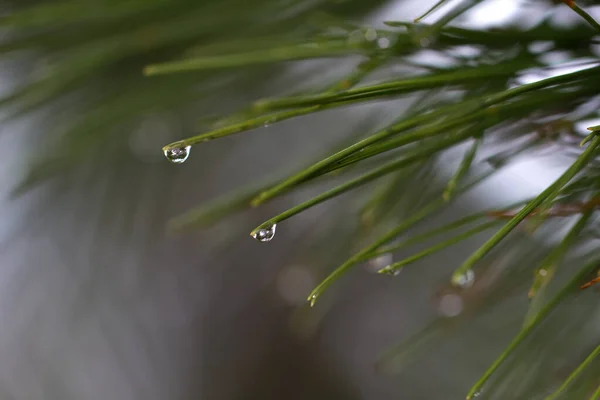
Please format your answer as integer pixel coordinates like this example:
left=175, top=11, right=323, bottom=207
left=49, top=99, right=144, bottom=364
left=563, top=0, right=600, bottom=33
left=378, top=220, right=502, bottom=275
left=162, top=56, right=387, bottom=150
left=465, top=255, right=600, bottom=399
left=306, top=170, right=497, bottom=307
left=144, top=41, right=369, bottom=75
left=525, top=209, right=594, bottom=325
left=254, top=62, right=526, bottom=111
left=591, top=384, right=600, bottom=400
left=252, top=65, right=600, bottom=206
left=452, top=135, right=600, bottom=286
left=443, top=136, right=481, bottom=201
left=360, top=198, right=533, bottom=262
left=249, top=129, right=474, bottom=237
left=545, top=342, right=600, bottom=400
left=414, top=0, right=451, bottom=23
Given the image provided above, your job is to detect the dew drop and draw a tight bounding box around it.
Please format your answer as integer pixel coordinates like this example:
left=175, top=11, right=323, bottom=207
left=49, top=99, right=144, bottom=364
left=251, top=224, right=277, bottom=242
left=364, top=28, right=377, bottom=41
left=454, top=269, right=475, bottom=288
left=419, top=37, right=431, bottom=47
left=309, top=294, right=318, bottom=307
left=163, top=145, right=191, bottom=164
left=377, top=37, right=390, bottom=49
left=378, top=265, right=401, bottom=276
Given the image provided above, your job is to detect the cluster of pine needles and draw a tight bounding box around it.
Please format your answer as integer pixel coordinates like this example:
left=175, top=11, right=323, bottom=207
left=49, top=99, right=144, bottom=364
left=5, top=0, right=600, bottom=398
left=155, top=1, right=600, bottom=398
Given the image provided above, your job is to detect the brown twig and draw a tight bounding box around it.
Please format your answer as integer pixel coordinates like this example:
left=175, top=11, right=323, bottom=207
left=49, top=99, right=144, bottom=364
left=581, top=276, right=600, bottom=290
left=488, top=197, right=600, bottom=219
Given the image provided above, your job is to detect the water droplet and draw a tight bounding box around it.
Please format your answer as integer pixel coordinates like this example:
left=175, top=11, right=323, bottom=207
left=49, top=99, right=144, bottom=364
left=251, top=224, right=276, bottom=242
left=309, top=294, right=317, bottom=307
left=437, top=293, right=464, bottom=318
left=364, top=28, right=377, bottom=41
left=378, top=265, right=401, bottom=276
left=377, top=37, right=390, bottom=49
left=419, top=37, right=431, bottom=47
left=163, top=145, right=191, bottom=164
left=538, top=268, right=548, bottom=277
left=454, top=269, right=475, bottom=288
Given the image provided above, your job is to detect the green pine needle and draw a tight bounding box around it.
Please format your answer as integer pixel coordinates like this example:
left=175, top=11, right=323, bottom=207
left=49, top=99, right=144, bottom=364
left=378, top=220, right=502, bottom=275
left=443, top=136, right=481, bottom=202
left=465, top=255, right=600, bottom=399
left=544, top=341, right=600, bottom=400
left=451, top=135, right=600, bottom=286
left=414, top=0, right=451, bottom=23
left=563, top=1, right=600, bottom=34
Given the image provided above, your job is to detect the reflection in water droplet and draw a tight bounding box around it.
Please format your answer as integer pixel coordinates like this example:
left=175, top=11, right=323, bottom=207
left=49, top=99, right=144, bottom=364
left=438, top=293, right=464, bottom=318
left=251, top=224, right=277, bottom=242
left=455, top=269, right=475, bottom=288
left=163, top=145, right=191, bottom=164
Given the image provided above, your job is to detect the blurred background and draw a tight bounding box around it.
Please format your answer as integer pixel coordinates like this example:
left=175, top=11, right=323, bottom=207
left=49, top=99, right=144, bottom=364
left=2, top=0, right=600, bottom=399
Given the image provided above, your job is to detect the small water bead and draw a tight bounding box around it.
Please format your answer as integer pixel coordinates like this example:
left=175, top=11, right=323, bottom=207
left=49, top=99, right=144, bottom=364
left=377, top=37, right=390, bottom=49
left=364, top=28, right=377, bottom=42
left=251, top=224, right=276, bottom=242
left=454, top=269, right=475, bottom=289
left=378, top=265, right=401, bottom=276
left=418, top=37, right=431, bottom=47
left=163, top=145, right=191, bottom=164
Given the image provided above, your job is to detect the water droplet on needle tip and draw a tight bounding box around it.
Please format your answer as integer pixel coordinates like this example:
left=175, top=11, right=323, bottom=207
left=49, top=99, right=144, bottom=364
left=251, top=224, right=276, bottom=242
left=452, top=269, right=475, bottom=288
left=163, top=145, right=191, bottom=164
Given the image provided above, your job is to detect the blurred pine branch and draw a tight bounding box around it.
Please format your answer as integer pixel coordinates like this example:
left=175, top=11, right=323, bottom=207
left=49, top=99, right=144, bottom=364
left=4, top=0, right=600, bottom=399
